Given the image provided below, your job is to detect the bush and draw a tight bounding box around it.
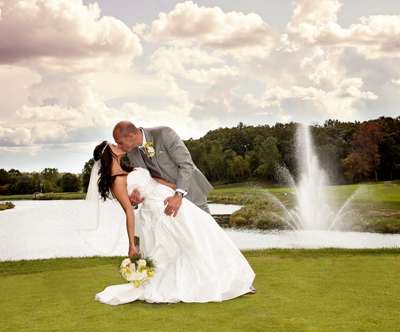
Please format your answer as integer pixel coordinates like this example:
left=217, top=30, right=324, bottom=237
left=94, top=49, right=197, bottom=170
left=60, top=173, right=81, bottom=192
left=0, top=201, right=15, bottom=211
left=0, top=184, right=10, bottom=195
left=230, top=213, right=252, bottom=227
left=229, top=199, right=288, bottom=230
left=9, top=176, right=37, bottom=194
left=255, top=211, right=286, bottom=230
left=361, top=218, right=400, bottom=234
left=42, top=180, right=59, bottom=193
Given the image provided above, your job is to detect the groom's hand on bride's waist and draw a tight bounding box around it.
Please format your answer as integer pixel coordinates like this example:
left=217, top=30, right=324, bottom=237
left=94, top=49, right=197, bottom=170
left=129, top=189, right=144, bottom=207
left=164, top=193, right=183, bottom=217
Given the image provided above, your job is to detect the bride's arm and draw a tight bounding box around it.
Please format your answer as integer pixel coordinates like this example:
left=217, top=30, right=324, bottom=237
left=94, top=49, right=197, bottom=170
left=111, top=175, right=136, bottom=248
left=153, top=177, right=177, bottom=190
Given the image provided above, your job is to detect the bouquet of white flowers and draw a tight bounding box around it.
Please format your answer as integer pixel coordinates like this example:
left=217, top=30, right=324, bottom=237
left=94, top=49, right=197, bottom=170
left=119, top=254, right=156, bottom=288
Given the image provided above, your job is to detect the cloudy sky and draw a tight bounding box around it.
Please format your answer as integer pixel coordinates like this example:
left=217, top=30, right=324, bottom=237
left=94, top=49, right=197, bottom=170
left=1, top=0, right=399, bottom=172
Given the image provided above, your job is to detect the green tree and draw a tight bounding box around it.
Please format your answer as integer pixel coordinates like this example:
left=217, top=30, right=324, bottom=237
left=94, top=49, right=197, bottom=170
left=0, top=169, right=10, bottom=185
left=41, top=168, right=59, bottom=181
left=377, top=117, right=400, bottom=180
left=8, top=169, right=21, bottom=177
left=60, top=173, right=81, bottom=192
left=9, top=176, right=36, bottom=194
left=40, top=168, right=60, bottom=192
left=253, top=136, right=281, bottom=180
left=81, top=159, right=95, bottom=192
left=227, top=155, right=250, bottom=181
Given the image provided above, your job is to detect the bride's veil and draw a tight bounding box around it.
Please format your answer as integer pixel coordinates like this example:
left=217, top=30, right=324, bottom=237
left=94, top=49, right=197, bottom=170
left=85, top=159, right=101, bottom=201
left=78, top=159, right=125, bottom=256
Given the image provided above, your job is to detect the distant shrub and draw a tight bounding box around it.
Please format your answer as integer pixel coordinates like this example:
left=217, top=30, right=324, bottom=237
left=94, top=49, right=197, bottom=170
left=229, top=199, right=289, bottom=230
left=60, top=173, right=81, bottom=192
left=0, top=201, right=15, bottom=211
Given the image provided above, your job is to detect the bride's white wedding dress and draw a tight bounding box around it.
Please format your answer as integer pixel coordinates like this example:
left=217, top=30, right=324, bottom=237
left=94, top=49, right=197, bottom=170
left=94, top=167, right=256, bottom=305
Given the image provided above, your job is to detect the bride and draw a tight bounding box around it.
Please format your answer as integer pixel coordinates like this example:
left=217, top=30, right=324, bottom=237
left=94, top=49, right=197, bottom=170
left=91, top=140, right=256, bottom=305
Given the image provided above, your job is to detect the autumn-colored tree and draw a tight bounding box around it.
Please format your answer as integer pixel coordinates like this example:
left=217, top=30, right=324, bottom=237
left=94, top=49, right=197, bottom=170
left=342, top=121, right=384, bottom=181
left=342, top=152, right=372, bottom=182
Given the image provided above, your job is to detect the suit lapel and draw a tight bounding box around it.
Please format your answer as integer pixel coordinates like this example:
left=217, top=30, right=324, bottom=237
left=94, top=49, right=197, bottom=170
left=140, top=127, right=163, bottom=177
left=140, top=127, right=152, bottom=145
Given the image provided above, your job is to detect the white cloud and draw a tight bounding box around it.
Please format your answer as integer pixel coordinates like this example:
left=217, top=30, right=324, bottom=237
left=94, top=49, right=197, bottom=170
left=284, top=0, right=342, bottom=46
left=0, top=126, right=32, bottom=146
left=0, top=0, right=142, bottom=69
left=237, top=44, right=378, bottom=119
left=283, top=0, right=400, bottom=59
left=148, top=45, right=239, bottom=83
left=243, top=76, right=377, bottom=118
left=0, top=65, right=41, bottom=119
left=142, top=1, right=274, bottom=47
left=0, top=0, right=146, bottom=147
left=135, top=1, right=276, bottom=60
left=329, top=15, right=400, bottom=59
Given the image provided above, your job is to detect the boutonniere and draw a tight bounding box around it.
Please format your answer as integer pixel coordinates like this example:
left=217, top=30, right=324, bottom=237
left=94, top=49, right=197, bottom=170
left=144, top=141, right=155, bottom=158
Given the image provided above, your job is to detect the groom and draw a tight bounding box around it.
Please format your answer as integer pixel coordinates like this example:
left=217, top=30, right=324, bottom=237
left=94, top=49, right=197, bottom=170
left=113, top=121, right=214, bottom=216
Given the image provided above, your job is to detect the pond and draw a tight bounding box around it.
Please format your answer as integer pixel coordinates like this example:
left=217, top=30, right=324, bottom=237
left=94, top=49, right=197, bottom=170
left=0, top=200, right=399, bottom=261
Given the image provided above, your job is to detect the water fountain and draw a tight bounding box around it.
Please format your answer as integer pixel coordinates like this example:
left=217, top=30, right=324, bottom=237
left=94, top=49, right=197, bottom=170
left=224, top=123, right=400, bottom=249
left=280, top=124, right=360, bottom=231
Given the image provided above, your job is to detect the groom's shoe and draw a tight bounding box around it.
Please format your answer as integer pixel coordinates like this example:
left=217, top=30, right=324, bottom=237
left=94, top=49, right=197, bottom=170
left=246, top=285, right=256, bottom=295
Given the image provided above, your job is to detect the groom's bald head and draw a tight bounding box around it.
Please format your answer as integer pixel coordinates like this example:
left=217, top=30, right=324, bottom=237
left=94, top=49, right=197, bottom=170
left=113, top=121, right=142, bottom=152
left=113, top=121, right=138, bottom=138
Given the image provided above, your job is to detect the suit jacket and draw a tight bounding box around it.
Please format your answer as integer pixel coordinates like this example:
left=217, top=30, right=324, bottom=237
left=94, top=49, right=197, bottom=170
left=127, top=126, right=214, bottom=208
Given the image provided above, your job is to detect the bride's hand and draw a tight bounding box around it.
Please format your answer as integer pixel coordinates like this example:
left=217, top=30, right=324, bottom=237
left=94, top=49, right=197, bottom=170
left=129, top=188, right=144, bottom=206
left=128, top=244, right=139, bottom=257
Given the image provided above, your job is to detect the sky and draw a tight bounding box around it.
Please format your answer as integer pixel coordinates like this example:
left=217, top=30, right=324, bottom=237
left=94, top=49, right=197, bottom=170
left=0, top=0, right=399, bottom=173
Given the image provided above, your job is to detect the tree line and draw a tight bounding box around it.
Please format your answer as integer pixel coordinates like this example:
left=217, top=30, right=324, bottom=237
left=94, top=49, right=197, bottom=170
left=0, top=168, right=81, bottom=195
left=0, top=116, right=399, bottom=195
left=185, top=116, right=400, bottom=184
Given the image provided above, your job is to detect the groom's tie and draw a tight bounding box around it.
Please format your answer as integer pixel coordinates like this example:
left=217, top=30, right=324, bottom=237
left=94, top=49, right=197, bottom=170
left=139, top=147, right=162, bottom=178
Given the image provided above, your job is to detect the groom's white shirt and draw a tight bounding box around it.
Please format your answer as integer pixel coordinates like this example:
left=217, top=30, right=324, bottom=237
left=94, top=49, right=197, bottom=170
left=138, top=127, right=147, bottom=149
left=138, top=128, right=187, bottom=197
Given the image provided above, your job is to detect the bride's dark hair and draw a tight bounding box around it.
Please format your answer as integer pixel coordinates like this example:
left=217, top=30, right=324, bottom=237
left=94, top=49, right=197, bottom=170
left=93, top=141, right=115, bottom=201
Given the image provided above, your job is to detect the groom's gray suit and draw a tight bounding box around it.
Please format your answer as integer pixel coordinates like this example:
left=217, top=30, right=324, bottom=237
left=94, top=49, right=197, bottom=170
left=127, top=126, right=214, bottom=213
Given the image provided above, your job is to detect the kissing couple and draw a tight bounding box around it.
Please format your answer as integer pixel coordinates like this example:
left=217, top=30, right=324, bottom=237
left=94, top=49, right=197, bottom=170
left=92, top=121, right=256, bottom=305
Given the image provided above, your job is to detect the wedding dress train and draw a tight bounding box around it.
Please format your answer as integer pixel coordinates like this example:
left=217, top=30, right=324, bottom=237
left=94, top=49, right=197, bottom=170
left=94, top=167, right=256, bottom=305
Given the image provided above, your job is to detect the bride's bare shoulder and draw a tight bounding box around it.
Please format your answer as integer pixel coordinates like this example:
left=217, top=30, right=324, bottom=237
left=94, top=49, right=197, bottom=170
left=110, top=175, right=132, bottom=211
left=111, top=174, right=128, bottom=191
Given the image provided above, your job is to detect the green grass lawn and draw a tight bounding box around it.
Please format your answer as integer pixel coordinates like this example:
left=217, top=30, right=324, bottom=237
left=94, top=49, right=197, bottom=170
left=1, top=249, right=400, bottom=331
left=212, top=181, right=400, bottom=205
